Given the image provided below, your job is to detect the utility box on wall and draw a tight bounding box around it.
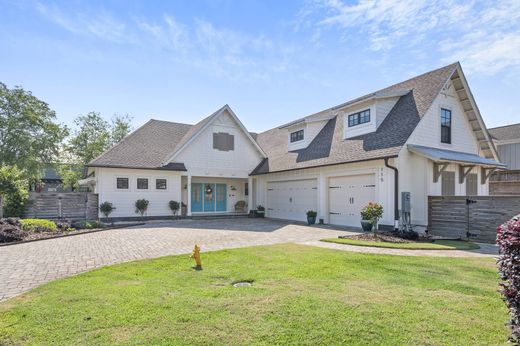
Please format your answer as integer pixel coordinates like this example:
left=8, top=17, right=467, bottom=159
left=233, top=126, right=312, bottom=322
left=401, top=192, right=411, bottom=213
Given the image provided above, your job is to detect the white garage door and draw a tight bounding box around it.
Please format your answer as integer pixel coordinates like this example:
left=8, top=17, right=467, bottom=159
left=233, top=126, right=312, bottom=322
left=267, top=179, right=317, bottom=222
left=328, top=174, right=376, bottom=227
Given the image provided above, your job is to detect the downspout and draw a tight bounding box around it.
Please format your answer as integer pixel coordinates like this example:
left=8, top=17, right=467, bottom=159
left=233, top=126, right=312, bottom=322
left=384, top=157, right=399, bottom=231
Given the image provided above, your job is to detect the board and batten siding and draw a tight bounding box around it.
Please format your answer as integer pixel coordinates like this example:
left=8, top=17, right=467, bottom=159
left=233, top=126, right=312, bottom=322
left=174, top=110, right=263, bottom=178
left=398, top=80, right=489, bottom=228
left=253, top=159, right=396, bottom=227
left=497, top=143, right=520, bottom=170
left=94, top=167, right=182, bottom=218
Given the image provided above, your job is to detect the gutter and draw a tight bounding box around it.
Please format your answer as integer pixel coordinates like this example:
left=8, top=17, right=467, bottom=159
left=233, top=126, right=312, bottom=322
left=384, top=157, right=399, bottom=231
left=250, top=155, right=399, bottom=176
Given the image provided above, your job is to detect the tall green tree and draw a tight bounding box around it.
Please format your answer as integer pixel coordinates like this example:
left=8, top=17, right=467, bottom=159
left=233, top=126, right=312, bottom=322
left=110, top=114, right=133, bottom=145
left=0, top=83, right=68, bottom=179
left=0, top=165, right=29, bottom=218
left=67, top=112, right=133, bottom=165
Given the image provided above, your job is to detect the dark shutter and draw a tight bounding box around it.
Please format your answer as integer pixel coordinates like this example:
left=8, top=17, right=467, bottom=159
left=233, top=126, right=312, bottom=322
left=466, top=173, right=478, bottom=195
left=213, top=132, right=234, bottom=151
left=441, top=171, right=455, bottom=196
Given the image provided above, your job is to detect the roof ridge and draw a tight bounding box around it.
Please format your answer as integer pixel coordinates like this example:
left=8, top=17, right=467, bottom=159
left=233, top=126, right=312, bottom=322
left=148, top=119, right=193, bottom=127
left=259, top=62, right=459, bottom=135
left=489, top=122, right=520, bottom=130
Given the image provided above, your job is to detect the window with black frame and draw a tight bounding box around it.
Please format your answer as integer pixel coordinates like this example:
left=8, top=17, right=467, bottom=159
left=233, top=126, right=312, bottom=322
left=441, top=108, right=452, bottom=144
left=137, top=178, right=148, bottom=190
left=348, top=109, right=370, bottom=127
left=290, top=129, right=304, bottom=142
left=116, top=177, right=129, bottom=189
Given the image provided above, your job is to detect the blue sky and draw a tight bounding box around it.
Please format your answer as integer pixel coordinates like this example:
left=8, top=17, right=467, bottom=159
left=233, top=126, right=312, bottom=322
left=1, top=0, right=519, bottom=133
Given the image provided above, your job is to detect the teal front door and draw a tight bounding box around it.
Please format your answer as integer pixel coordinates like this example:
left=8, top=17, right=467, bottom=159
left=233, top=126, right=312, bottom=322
left=215, top=184, right=227, bottom=212
left=203, top=184, right=216, bottom=212
left=192, top=183, right=227, bottom=212
left=191, top=184, right=203, bottom=212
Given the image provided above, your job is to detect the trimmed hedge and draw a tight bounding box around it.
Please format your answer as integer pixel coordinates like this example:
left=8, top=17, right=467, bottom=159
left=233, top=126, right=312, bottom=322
left=20, top=219, right=57, bottom=233
left=72, top=220, right=104, bottom=230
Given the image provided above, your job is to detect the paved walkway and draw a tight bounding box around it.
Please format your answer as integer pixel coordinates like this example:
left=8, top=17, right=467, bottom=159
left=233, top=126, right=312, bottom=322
left=302, top=240, right=498, bottom=258
left=0, top=219, right=354, bottom=301
left=0, top=218, right=497, bottom=301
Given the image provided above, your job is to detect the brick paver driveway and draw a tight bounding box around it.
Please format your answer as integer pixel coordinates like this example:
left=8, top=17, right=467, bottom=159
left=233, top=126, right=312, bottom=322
left=0, top=218, right=354, bottom=301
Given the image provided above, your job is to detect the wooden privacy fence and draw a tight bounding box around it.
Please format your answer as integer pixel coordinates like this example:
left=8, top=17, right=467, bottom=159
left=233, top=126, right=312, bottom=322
left=428, top=195, right=520, bottom=243
left=25, top=192, right=99, bottom=221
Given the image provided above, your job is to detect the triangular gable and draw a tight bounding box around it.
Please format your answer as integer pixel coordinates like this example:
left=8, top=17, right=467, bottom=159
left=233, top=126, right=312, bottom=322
left=448, top=63, right=499, bottom=160
left=162, top=105, right=266, bottom=165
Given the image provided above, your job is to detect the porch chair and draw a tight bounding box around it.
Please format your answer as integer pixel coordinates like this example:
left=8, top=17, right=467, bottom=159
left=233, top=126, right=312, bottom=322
left=234, top=200, right=247, bottom=212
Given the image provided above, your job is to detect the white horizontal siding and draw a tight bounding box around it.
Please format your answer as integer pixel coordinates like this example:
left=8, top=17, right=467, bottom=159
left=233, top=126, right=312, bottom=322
left=96, top=167, right=182, bottom=218
left=175, top=110, right=263, bottom=178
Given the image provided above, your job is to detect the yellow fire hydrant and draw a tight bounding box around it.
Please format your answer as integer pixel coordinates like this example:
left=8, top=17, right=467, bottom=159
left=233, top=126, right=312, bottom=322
left=190, top=245, right=202, bottom=270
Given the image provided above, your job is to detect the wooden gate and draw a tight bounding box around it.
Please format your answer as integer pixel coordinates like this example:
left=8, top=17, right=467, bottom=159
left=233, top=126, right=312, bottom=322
left=428, top=195, right=520, bottom=243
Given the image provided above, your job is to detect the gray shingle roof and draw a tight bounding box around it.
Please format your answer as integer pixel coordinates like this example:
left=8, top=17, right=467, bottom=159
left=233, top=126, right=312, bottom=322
left=489, top=123, right=520, bottom=141
left=252, top=63, right=458, bottom=174
left=88, top=119, right=192, bottom=170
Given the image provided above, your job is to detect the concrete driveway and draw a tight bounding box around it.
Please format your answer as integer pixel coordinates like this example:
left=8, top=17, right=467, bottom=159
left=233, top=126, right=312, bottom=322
left=0, top=218, right=355, bottom=301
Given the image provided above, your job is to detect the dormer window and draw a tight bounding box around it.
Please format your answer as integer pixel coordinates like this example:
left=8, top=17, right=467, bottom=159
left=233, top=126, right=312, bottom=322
left=290, top=129, right=304, bottom=143
left=348, top=109, right=370, bottom=127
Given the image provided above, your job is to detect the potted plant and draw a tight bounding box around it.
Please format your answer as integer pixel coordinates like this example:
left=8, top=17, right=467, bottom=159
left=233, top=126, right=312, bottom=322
left=360, top=202, right=384, bottom=232
left=306, top=210, right=317, bottom=225
left=256, top=205, right=265, bottom=218
left=169, top=200, right=180, bottom=219
left=181, top=202, right=187, bottom=216
left=99, top=201, right=115, bottom=224
left=135, top=199, right=149, bottom=220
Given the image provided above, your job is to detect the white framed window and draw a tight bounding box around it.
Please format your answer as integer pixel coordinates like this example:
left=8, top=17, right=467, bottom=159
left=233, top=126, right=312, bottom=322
left=155, top=178, right=167, bottom=190
left=136, top=178, right=149, bottom=190
left=116, top=177, right=129, bottom=190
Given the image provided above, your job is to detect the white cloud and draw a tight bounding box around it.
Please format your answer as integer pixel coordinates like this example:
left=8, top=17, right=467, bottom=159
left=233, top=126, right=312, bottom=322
left=35, top=2, right=133, bottom=44
left=301, top=0, right=520, bottom=74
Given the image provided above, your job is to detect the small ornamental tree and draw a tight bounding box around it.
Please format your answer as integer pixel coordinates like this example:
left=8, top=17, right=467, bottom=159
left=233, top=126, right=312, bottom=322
left=360, top=202, right=384, bottom=232
left=497, top=214, right=520, bottom=344
left=99, top=202, right=115, bottom=223
left=169, top=201, right=180, bottom=218
left=135, top=199, right=149, bottom=220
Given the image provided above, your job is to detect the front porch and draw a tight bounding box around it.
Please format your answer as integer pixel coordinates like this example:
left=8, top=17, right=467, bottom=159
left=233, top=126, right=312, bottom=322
left=181, top=175, right=254, bottom=216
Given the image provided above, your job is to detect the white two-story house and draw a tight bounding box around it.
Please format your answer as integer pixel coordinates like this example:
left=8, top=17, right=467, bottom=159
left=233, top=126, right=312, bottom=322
left=86, top=62, right=504, bottom=231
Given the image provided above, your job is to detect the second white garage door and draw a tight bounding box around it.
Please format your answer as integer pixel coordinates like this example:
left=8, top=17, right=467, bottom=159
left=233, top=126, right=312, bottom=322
left=266, top=179, right=317, bottom=222
left=328, top=174, right=376, bottom=227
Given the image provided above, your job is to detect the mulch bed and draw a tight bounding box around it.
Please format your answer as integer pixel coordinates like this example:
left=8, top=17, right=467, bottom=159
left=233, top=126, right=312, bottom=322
left=0, top=223, right=144, bottom=247
left=339, top=232, right=431, bottom=243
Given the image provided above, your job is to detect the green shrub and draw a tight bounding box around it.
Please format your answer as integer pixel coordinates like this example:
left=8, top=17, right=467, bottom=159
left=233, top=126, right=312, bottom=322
left=0, top=166, right=29, bottom=218
left=20, top=219, right=57, bottom=233
left=169, top=201, right=180, bottom=216
left=99, top=202, right=115, bottom=221
left=72, top=220, right=104, bottom=229
left=135, top=199, right=149, bottom=219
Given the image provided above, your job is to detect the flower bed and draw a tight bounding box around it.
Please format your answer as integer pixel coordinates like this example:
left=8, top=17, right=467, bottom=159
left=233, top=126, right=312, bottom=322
left=0, top=218, right=105, bottom=244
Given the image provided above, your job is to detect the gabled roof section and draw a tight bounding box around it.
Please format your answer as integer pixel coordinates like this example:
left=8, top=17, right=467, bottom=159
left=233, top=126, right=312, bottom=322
left=447, top=64, right=498, bottom=160
left=88, top=119, right=192, bottom=170
left=162, top=104, right=266, bottom=164
left=489, top=123, right=520, bottom=141
left=252, top=63, right=458, bottom=175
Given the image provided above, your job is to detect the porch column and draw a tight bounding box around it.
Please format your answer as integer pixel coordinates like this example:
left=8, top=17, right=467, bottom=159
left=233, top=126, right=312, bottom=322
left=248, top=176, right=253, bottom=212
left=187, top=175, right=192, bottom=216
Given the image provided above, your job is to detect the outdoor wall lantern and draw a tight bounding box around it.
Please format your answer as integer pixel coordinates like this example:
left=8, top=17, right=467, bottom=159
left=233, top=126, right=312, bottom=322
left=205, top=184, right=213, bottom=194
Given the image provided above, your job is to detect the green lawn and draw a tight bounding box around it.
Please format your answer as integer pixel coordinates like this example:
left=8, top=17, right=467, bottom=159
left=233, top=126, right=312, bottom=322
left=0, top=244, right=508, bottom=345
left=321, top=238, right=481, bottom=250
